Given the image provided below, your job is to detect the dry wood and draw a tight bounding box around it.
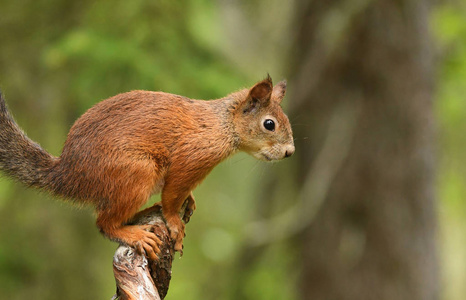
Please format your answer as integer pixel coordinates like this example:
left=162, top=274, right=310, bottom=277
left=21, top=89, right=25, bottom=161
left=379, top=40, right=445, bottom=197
left=112, top=202, right=188, bottom=300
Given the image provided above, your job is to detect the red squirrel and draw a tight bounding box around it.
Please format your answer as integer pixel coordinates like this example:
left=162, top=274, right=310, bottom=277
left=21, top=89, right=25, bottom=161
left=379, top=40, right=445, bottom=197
left=0, top=76, right=294, bottom=260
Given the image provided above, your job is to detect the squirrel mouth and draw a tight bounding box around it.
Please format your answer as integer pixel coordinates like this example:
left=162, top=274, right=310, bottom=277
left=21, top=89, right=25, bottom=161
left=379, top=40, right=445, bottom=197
left=262, top=154, right=272, bottom=161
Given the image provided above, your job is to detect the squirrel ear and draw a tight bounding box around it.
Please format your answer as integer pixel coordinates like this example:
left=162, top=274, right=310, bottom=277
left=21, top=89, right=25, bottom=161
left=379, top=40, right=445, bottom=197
left=242, top=76, right=273, bottom=113
left=272, top=80, right=287, bottom=103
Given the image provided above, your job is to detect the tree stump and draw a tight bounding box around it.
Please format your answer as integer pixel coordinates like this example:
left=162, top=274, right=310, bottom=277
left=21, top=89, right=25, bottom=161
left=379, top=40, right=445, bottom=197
left=112, top=202, right=187, bottom=300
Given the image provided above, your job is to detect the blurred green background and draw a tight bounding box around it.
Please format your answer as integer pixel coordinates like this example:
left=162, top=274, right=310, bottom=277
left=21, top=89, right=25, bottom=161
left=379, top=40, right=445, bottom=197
left=0, top=0, right=465, bottom=299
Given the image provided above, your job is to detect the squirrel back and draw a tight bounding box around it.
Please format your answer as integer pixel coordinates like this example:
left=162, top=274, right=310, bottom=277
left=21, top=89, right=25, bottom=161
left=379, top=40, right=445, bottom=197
left=0, top=77, right=294, bottom=202
left=46, top=90, right=239, bottom=204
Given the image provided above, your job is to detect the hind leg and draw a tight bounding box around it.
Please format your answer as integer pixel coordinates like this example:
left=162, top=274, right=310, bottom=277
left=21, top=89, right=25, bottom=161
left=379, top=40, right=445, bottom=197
left=96, top=205, right=162, bottom=261
left=95, top=158, right=166, bottom=260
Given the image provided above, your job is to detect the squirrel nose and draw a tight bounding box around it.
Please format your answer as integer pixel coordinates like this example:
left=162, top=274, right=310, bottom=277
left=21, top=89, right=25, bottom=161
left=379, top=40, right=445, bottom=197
left=284, top=145, right=295, bottom=158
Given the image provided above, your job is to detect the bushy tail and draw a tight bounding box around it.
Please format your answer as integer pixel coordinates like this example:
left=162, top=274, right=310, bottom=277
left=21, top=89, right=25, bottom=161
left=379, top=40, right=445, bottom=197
left=0, top=91, right=57, bottom=188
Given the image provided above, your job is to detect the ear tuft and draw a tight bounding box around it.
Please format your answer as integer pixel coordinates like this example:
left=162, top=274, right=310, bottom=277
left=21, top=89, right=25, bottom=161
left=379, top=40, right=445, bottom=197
left=266, top=73, right=272, bottom=83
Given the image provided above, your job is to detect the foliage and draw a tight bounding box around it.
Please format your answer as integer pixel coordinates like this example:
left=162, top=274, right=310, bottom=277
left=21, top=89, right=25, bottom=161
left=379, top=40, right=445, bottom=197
left=0, top=1, right=251, bottom=299
left=433, top=2, right=466, bottom=299
left=0, top=0, right=465, bottom=299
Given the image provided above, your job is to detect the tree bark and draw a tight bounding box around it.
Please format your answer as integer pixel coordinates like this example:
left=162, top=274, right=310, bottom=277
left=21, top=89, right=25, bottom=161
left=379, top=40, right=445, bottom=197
left=290, top=0, right=438, bottom=299
left=112, top=203, right=187, bottom=300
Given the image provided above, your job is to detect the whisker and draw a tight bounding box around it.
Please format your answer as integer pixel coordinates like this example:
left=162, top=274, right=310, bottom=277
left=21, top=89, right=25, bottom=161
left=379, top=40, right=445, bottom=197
left=243, top=160, right=262, bottom=181
left=229, top=156, right=248, bottom=165
left=291, top=114, right=305, bottom=122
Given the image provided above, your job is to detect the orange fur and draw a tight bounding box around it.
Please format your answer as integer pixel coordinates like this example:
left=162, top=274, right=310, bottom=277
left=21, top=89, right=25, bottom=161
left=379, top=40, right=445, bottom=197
left=0, top=77, right=294, bottom=259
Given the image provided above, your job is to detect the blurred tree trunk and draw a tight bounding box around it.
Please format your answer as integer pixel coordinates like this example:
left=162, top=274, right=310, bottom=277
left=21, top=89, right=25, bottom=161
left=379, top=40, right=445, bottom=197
left=290, top=0, right=438, bottom=299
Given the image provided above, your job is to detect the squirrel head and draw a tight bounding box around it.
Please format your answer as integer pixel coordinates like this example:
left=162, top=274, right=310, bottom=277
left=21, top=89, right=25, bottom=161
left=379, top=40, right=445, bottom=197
left=232, top=76, right=295, bottom=161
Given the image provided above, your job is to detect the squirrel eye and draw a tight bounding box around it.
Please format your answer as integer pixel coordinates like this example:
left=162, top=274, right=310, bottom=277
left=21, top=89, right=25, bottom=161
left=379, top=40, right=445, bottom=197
left=263, top=119, right=275, bottom=131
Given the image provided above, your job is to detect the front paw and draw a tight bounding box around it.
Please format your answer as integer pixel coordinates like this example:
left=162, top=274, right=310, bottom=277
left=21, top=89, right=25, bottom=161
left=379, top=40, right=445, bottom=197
left=166, top=217, right=185, bottom=254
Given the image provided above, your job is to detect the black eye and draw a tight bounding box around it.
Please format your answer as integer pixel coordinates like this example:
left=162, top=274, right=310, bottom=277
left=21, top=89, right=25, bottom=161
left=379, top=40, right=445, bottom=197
left=263, top=119, right=275, bottom=131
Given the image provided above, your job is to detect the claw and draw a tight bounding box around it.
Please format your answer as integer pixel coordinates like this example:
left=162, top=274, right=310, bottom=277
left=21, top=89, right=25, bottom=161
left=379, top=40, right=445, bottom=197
left=143, top=241, right=159, bottom=261
left=183, top=215, right=190, bottom=224
left=128, top=225, right=162, bottom=260
left=183, top=208, right=194, bottom=224
left=135, top=241, right=144, bottom=255
left=182, top=194, right=196, bottom=224
left=166, top=217, right=186, bottom=254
